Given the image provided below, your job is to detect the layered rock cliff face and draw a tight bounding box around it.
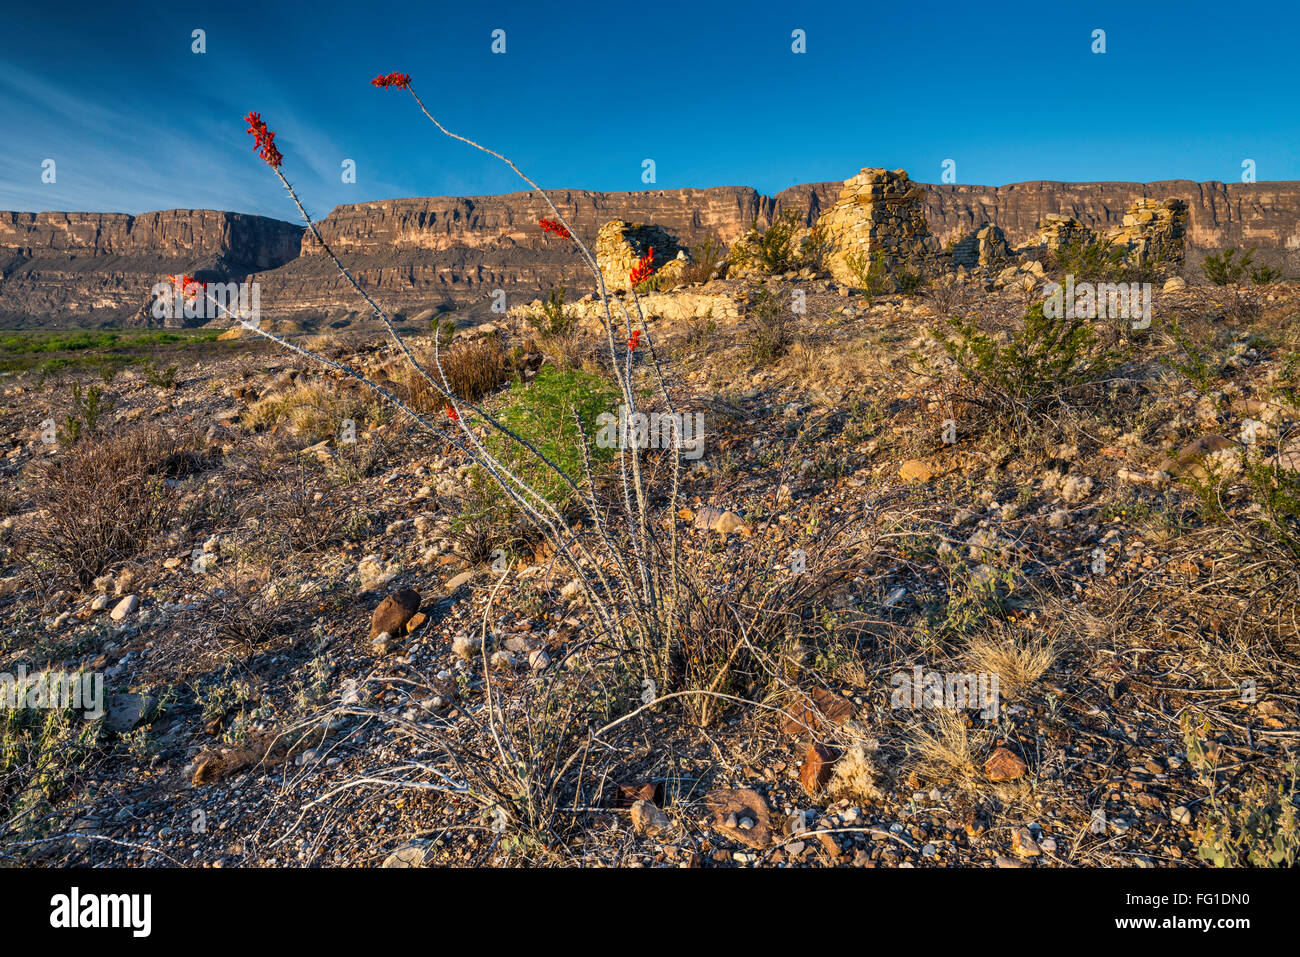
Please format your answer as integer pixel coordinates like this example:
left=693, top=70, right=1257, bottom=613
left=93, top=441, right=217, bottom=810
left=0, top=210, right=303, bottom=326
left=249, top=188, right=769, bottom=323
left=2, top=180, right=1297, bottom=327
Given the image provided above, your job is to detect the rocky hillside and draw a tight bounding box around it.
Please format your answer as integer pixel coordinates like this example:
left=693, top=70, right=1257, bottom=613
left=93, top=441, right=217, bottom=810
left=2, top=270, right=1297, bottom=868
left=2, top=179, right=1298, bottom=327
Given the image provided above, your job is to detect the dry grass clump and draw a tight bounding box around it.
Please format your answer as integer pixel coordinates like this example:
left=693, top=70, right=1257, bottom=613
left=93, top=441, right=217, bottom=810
left=966, top=630, right=1058, bottom=700
left=245, top=380, right=363, bottom=443
left=16, top=424, right=187, bottom=589
left=827, top=739, right=884, bottom=803
left=432, top=335, right=510, bottom=401
left=397, top=335, right=510, bottom=410
left=910, top=707, right=993, bottom=790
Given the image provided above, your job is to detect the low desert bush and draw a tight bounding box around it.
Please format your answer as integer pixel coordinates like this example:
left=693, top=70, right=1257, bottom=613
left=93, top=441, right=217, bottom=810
left=58, top=381, right=113, bottom=445
left=17, top=425, right=184, bottom=589
left=245, top=380, right=364, bottom=444
left=1183, top=715, right=1299, bottom=867
left=843, top=250, right=896, bottom=303
left=743, top=288, right=796, bottom=362
left=1202, top=247, right=1252, bottom=286
left=485, top=365, right=619, bottom=513
left=1053, top=237, right=1169, bottom=284
left=680, top=238, right=726, bottom=284
left=428, top=335, right=510, bottom=403
left=730, top=208, right=820, bottom=275
left=0, top=684, right=101, bottom=845
left=1203, top=246, right=1282, bottom=287
left=930, top=302, right=1117, bottom=438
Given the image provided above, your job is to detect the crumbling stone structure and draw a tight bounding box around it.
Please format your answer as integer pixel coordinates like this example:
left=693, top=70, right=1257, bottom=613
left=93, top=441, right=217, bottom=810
left=1037, top=198, right=1188, bottom=270
left=1109, top=198, right=1189, bottom=266
left=1038, top=214, right=1095, bottom=253
left=595, top=220, right=688, bottom=292
left=816, top=168, right=939, bottom=286
left=950, top=224, right=1010, bottom=269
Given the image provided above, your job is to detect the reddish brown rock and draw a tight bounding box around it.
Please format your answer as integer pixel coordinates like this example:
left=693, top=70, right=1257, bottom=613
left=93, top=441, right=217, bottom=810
left=369, top=588, right=421, bottom=640
left=703, top=788, right=772, bottom=849
left=983, top=747, right=1028, bottom=782
left=799, top=743, right=841, bottom=796
left=781, top=687, right=855, bottom=736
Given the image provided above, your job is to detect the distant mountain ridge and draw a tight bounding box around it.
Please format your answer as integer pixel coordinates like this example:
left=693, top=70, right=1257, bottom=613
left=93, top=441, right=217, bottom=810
left=2, top=178, right=1297, bottom=328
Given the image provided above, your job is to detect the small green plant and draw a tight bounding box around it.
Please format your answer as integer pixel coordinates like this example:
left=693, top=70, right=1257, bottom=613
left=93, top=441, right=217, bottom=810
left=681, top=239, right=725, bottom=284
left=1, top=684, right=101, bottom=841
left=1161, top=317, right=1218, bottom=395
left=730, top=208, right=810, bottom=274
left=1054, top=237, right=1170, bottom=284
left=143, top=361, right=180, bottom=389
left=1250, top=262, right=1282, bottom=285
left=1203, top=247, right=1254, bottom=286
left=58, top=381, right=114, bottom=445
left=1183, top=714, right=1300, bottom=867
left=535, top=286, right=573, bottom=339
left=1243, top=449, right=1300, bottom=559
left=1053, top=238, right=1129, bottom=282
left=798, top=222, right=833, bottom=274
left=931, top=302, right=1114, bottom=436
left=844, top=250, right=895, bottom=303
left=743, top=288, right=796, bottom=362
left=486, top=365, right=619, bottom=512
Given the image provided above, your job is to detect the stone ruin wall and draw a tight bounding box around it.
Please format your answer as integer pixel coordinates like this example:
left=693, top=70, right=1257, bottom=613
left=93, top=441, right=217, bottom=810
left=815, top=168, right=940, bottom=286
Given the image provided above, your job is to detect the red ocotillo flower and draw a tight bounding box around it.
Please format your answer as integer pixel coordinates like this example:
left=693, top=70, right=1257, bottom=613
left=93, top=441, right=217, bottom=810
left=244, top=111, right=283, bottom=168
left=446, top=403, right=459, bottom=422
left=371, top=72, right=411, bottom=89
left=628, top=329, right=642, bottom=351
left=168, top=274, right=203, bottom=301
left=629, top=247, right=656, bottom=287
left=538, top=218, right=571, bottom=240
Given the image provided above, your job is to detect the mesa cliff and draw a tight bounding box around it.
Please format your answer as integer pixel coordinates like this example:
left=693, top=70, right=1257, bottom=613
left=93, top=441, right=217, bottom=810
left=2, top=179, right=1297, bottom=327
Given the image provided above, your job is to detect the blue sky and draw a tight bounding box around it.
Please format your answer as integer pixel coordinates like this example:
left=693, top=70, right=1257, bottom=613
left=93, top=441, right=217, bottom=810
left=1, top=0, right=1297, bottom=221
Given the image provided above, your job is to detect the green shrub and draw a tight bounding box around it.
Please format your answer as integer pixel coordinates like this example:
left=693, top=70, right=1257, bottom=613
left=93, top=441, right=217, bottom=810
left=932, top=302, right=1115, bottom=434
left=535, top=287, right=573, bottom=339
left=1244, top=451, right=1300, bottom=560
left=59, top=381, right=113, bottom=445
left=487, top=366, right=619, bottom=512
left=680, top=239, right=725, bottom=285
left=1183, top=715, right=1300, bottom=867
left=1251, top=263, right=1282, bottom=285
left=743, top=288, right=796, bottom=362
left=730, top=208, right=818, bottom=275
left=1054, top=238, right=1170, bottom=284
left=1203, top=247, right=1254, bottom=286
left=143, top=362, right=180, bottom=389
left=1, top=687, right=101, bottom=842
left=843, top=250, right=897, bottom=303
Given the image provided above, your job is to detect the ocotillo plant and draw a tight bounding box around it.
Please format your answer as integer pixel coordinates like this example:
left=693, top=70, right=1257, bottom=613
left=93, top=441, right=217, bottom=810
left=229, top=77, right=692, bottom=693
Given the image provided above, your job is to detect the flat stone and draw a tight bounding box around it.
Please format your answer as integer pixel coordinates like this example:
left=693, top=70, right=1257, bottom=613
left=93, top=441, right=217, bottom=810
left=899, top=459, right=933, bottom=482
left=109, top=595, right=139, bottom=621
left=382, top=839, right=437, bottom=868
left=106, top=692, right=156, bottom=733
left=983, top=747, right=1027, bottom=782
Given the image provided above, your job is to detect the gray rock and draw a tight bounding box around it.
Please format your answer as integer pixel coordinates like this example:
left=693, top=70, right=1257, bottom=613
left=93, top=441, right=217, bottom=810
left=106, top=692, right=156, bottom=733
left=110, top=594, right=139, bottom=621
left=382, top=838, right=437, bottom=868
left=630, top=800, right=672, bottom=838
